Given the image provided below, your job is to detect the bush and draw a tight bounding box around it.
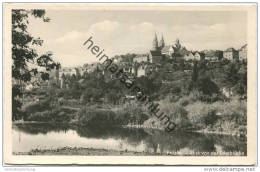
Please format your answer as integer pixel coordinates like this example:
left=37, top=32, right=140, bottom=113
left=178, top=96, right=190, bottom=106
left=186, top=101, right=218, bottom=128
left=77, top=106, right=118, bottom=126
left=27, top=110, right=51, bottom=122
left=25, top=106, right=77, bottom=122
left=24, top=99, right=50, bottom=115
left=158, top=99, right=190, bottom=129
left=185, top=97, right=246, bottom=135
left=116, top=101, right=149, bottom=125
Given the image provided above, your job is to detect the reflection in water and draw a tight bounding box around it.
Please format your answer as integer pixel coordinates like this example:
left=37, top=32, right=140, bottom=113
left=12, top=123, right=247, bottom=156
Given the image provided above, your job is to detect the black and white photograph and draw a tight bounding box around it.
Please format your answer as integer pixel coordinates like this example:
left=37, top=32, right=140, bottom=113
left=3, top=2, right=257, bottom=166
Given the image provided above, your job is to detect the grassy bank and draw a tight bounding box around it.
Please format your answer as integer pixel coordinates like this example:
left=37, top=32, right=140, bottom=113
left=140, top=94, right=247, bottom=136
left=20, top=94, right=246, bottom=137
left=13, top=147, right=156, bottom=156
left=13, top=146, right=245, bottom=156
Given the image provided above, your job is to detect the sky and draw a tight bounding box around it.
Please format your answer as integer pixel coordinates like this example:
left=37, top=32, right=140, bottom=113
left=28, top=10, right=247, bottom=67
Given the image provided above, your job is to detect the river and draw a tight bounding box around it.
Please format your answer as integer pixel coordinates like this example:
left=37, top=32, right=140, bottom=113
left=12, top=123, right=247, bottom=156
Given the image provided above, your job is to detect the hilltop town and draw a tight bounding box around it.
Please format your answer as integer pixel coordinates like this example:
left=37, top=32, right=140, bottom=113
left=15, top=32, right=247, bottom=138
left=31, top=33, right=247, bottom=97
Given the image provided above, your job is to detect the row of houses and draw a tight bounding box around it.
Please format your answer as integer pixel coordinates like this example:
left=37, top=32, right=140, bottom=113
left=183, top=52, right=205, bottom=61
left=183, top=44, right=247, bottom=62
left=129, top=34, right=247, bottom=64
left=210, top=44, right=247, bottom=62
left=48, top=35, right=247, bottom=87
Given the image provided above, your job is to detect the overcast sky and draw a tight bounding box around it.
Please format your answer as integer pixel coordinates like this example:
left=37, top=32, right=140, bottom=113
left=28, top=10, right=247, bottom=67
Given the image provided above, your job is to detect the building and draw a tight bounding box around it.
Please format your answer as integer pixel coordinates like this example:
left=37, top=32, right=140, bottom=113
left=148, top=50, right=163, bottom=63
left=161, top=46, right=175, bottom=56
left=158, top=35, right=165, bottom=49
left=152, top=33, right=159, bottom=51
left=152, top=33, right=165, bottom=50
left=113, top=56, right=123, bottom=63
left=133, top=54, right=149, bottom=63
left=205, top=50, right=223, bottom=61
left=223, top=48, right=239, bottom=61
left=184, top=52, right=195, bottom=61
left=239, top=44, right=247, bottom=61
left=183, top=52, right=204, bottom=61
left=48, top=68, right=60, bottom=87
left=135, top=63, right=158, bottom=77
left=57, top=67, right=77, bottom=89
left=84, top=63, right=101, bottom=73
left=194, top=52, right=205, bottom=61
left=59, top=67, right=77, bottom=78
left=136, top=65, right=146, bottom=77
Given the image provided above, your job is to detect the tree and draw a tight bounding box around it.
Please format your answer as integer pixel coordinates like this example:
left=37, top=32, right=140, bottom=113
left=192, top=61, right=198, bottom=82
left=196, top=76, right=219, bottom=96
left=75, top=68, right=81, bottom=79
left=47, top=81, right=59, bottom=113
left=12, top=9, right=60, bottom=120
left=105, top=89, right=121, bottom=104
left=223, top=61, right=247, bottom=96
left=223, top=62, right=240, bottom=87
left=235, top=64, right=247, bottom=96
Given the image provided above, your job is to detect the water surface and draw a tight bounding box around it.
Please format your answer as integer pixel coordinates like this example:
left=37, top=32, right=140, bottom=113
left=12, top=123, right=247, bottom=156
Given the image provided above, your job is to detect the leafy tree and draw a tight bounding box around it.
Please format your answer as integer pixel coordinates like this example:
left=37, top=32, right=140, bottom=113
left=223, top=62, right=240, bottom=87
left=12, top=9, right=60, bottom=120
left=222, top=61, right=247, bottom=96
left=75, top=68, right=81, bottom=79
left=135, top=76, right=159, bottom=95
left=105, top=89, right=121, bottom=104
left=47, top=81, right=59, bottom=113
left=235, top=64, right=247, bottom=95
left=196, top=76, right=219, bottom=96
left=192, top=61, right=198, bottom=82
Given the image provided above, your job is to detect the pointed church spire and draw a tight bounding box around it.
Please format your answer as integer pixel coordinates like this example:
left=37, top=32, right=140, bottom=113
left=159, top=34, right=165, bottom=48
left=152, top=32, right=158, bottom=51
left=175, top=38, right=181, bottom=50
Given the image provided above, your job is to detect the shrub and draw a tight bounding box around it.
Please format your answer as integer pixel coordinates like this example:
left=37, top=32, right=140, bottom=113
left=178, top=96, right=190, bottom=106
left=24, top=99, right=50, bottom=115
left=158, top=99, right=190, bottom=129
left=27, top=110, right=51, bottom=122
left=185, top=96, right=246, bottom=135
left=186, top=101, right=218, bottom=128
left=25, top=106, right=77, bottom=122
left=77, top=106, right=118, bottom=126
left=116, top=101, right=149, bottom=125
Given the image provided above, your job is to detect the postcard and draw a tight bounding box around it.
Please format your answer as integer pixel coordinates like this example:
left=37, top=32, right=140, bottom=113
left=3, top=3, right=257, bottom=165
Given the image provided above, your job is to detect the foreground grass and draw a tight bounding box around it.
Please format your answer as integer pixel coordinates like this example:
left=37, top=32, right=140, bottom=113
left=13, top=146, right=245, bottom=156
left=13, top=147, right=157, bottom=156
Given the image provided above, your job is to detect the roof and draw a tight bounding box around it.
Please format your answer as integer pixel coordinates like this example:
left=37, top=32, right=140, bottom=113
left=176, top=47, right=189, bottom=56
left=205, top=52, right=215, bottom=57
left=225, top=47, right=237, bottom=52
left=192, top=51, right=205, bottom=57
left=240, top=44, right=247, bottom=50
left=184, top=51, right=194, bottom=56
left=133, top=54, right=148, bottom=59
left=161, top=46, right=174, bottom=53
left=205, top=50, right=223, bottom=57
left=197, top=52, right=205, bottom=57
left=149, top=50, right=162, bottom=56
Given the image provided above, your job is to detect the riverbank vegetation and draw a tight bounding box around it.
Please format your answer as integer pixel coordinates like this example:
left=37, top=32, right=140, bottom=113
left=12, top=10, right=247, bottom=137
left=17, top=59, right=247, bottom=136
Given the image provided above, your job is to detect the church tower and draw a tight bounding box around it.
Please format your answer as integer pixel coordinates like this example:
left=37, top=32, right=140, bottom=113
left=152, top=33, right=159, bottom=51
left=159, top=34, right=165, bottom=49
left=175, top=38, right=181, bottom=49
